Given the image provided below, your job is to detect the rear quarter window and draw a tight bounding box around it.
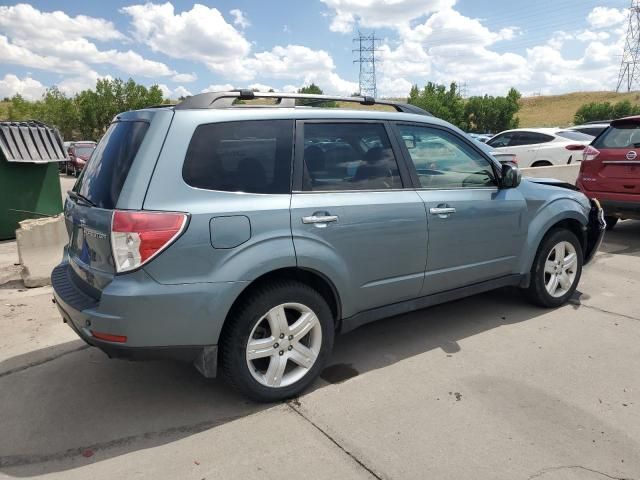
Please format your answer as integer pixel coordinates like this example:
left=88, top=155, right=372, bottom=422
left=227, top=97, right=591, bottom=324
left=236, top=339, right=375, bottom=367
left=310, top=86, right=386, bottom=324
left=183, top=120, right=294, bottom=194
left=593, top=123, right=640, bottom=149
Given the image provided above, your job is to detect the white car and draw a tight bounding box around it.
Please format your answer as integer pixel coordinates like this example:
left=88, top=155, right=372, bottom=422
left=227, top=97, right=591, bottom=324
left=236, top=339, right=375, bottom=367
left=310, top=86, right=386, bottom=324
left=486, top=128, right=593, bottom=167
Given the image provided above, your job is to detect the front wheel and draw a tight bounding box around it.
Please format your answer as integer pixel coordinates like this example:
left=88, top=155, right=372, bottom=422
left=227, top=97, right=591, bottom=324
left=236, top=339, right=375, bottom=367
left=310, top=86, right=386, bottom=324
left=524, top=229, right=583, bottom=308
left=221, top=280, right=334, bottom=402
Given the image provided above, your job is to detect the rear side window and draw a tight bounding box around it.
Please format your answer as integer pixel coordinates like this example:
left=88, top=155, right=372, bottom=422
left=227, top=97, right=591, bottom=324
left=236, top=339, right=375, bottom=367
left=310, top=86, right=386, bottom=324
left=512, top=132, right=554, bottom=145
left=183, top=120, right=293, bottom=194
left=75, top=121, right=149, bottom=209
left=302, top=123, right=402, bottom=191
left=593, top=123, right=640, bottom=149
left=556, top=130, right=593, bottom=141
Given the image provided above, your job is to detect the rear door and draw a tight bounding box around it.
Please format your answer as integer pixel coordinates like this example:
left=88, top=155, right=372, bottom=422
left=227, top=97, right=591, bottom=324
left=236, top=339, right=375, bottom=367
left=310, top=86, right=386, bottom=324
left=583, top=120, right=640, bottom=196
left=290, top=121, right=428, bottom=317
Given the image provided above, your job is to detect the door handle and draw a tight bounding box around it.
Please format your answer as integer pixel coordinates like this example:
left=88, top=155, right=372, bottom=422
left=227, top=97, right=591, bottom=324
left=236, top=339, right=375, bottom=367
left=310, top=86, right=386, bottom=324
left=302, top=215, right=339, bottom=224
left=429, top=207, right=456, bottom=215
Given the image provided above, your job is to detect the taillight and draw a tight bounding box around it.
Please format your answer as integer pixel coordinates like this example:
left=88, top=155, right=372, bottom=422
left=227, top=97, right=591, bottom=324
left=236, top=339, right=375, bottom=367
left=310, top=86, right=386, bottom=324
left=565, top=144, right=586, bottom=151
left=111, top=210, right=188, bottom=273
left=583, top=145, right=600, bottom=161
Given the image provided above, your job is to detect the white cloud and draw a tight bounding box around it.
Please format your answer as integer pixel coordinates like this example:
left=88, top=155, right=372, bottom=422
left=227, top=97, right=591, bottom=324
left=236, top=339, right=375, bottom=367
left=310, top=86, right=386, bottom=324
left=248, top=83, right=273, bottom=92
left=122, top=3, right=251, bottom=74
left=201, top=83, right=235, bottom=93
left=587, top=7, right=627, bottom=29
left=0, top=4, right=184, bottom=81
left=0, top=3, right=124, bottom=43
left=575, top=30, right=610, bottom=42
left=320, top=0, right=456, bottom=32
left=57, top=70, right=111, bottom=96
left=230, top=9, right=250, bottom=29
left=405, top=9, right=517, bottom=47
left=173, top=85, right=192, bottom=98
left=0, top=74, right=46, bottom=100
left=171, top=72, right=197, bottom=83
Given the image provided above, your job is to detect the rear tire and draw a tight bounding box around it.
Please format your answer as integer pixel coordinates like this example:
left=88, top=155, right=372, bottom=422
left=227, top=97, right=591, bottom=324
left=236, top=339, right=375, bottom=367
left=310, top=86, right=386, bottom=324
left=524, top=228, right=583, bottom=308
left=604, top=216, right=618, bottom=231
left=221, top=280, right=334, bottom=402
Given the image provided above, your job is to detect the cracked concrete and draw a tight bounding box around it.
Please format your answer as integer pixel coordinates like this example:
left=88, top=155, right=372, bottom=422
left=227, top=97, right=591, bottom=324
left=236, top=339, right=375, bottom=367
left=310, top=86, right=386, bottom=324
left=0, top=220, right=639, bottom=479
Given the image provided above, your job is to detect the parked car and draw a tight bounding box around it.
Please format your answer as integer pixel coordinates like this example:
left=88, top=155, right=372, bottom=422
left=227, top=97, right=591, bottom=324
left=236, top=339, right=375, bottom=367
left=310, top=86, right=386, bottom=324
left=486, top=128, right=593, bottom=167
left=468, top=133, right=493, bottom=143
left=569, top=121, right=610, bottom=138
left=577, top=116, right=640, bottom=230
left=471, top=137, right=518, bottom=164
left=66, top=141, right=96, bottom=177
left=52, top=90, right=605, bottom=402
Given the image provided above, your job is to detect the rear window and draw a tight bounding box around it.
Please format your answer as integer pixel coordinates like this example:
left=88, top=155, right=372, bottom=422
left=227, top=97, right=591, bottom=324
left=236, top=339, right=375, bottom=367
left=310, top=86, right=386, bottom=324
left=73, top=146, right=95, bottom=157
left=74, top=121, right=149, bottom=209
left=556, top=130, right=593, bottom=141
left=183, top=120, right=293, bottom=194
left=593, top=123, right=640, bottom=149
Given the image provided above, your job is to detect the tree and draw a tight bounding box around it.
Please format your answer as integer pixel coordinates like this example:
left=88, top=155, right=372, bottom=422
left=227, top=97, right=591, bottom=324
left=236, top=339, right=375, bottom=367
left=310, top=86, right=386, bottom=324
left=408, top=82, right=466, bottom=128
left=463, top=88, right=521, bottom=133
left=296, top=83, right=336, bottom=107
left=574, top=100, right=640, bottom=124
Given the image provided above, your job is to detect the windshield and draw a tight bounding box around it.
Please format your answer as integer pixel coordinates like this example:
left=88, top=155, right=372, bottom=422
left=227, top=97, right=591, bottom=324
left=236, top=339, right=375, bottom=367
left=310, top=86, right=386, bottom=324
left=74, top=121, right=149, bottom=209
left=556, top=130, right=593, bottom=141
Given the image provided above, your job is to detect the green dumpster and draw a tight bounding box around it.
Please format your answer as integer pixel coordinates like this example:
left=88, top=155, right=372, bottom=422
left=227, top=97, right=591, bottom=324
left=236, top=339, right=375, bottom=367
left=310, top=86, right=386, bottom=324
left=0, top=121, right=66, bottom=240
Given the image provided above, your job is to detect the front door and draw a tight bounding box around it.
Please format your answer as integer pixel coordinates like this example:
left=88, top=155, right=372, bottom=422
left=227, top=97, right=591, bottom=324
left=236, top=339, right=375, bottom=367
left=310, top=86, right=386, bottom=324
left=395, top=123, right=527, bottom=295
left=290, top=121, right=428, bottom=318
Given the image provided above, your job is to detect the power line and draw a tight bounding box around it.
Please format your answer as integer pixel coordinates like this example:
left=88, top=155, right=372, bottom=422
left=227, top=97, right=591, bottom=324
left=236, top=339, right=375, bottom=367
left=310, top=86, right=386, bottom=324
left=617, top=0, right=640, bottom=92
left=353, top=31, right=380, bottom=97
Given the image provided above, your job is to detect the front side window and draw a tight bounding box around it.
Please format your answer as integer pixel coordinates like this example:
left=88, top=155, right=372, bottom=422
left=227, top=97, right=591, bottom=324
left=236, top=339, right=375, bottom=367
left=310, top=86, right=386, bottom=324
left=398, top=124, right=496, bottom=189
left=183, top=120, right=293, bottom=194
left=302, top=123, right=402, bottom=191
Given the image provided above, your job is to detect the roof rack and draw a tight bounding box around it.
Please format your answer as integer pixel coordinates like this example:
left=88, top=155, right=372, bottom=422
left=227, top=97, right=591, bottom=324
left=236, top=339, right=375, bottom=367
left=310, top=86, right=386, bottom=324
left=174, top=89, right=432, bottom=116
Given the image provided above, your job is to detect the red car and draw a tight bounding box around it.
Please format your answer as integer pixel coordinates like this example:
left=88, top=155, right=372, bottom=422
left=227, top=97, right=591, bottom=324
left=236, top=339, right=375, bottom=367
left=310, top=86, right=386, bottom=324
left=66, top=141, right=96, bottom=177
left=577, top=116, right=640, bottom=230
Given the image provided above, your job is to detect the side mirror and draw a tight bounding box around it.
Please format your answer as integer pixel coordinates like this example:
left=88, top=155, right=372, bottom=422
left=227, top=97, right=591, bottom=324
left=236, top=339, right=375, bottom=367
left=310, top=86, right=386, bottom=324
left=501, top=162, right=521, bottom=188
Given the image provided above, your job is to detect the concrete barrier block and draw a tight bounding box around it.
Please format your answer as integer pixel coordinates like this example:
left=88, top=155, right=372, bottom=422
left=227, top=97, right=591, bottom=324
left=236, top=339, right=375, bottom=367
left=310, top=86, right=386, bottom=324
left=521, top=164, right=580, bottom=184
left=16, top=215, right=67, bottom=288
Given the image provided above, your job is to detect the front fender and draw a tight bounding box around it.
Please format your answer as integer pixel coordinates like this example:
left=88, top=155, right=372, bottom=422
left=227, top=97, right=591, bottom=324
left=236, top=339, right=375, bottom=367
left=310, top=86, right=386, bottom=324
left=517, top=197, right=588, bottom=274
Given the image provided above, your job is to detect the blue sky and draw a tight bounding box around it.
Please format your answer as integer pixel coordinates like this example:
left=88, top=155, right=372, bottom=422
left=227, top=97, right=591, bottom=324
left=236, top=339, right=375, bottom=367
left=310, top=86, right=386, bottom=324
left=0, top=0, right=631, bottom=100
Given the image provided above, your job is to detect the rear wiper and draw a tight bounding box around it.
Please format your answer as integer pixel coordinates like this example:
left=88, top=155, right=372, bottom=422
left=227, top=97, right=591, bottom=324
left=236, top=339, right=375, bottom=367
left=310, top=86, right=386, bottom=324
left=633, top=143, right=640, bottom=148
left=67, top=190, right=96, bottom=207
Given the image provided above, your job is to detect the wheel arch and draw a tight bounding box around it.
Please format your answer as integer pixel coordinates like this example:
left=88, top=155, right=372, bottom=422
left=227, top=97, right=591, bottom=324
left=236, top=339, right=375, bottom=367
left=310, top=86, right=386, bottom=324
left=519, top=201, right=588, bottom=276
left=221, top=266, right=343, bottom=336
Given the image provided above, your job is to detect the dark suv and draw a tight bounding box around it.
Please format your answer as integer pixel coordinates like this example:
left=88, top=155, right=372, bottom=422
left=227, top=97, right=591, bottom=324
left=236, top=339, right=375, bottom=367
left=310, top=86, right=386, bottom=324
left=52, top=91, right=605, bottom=402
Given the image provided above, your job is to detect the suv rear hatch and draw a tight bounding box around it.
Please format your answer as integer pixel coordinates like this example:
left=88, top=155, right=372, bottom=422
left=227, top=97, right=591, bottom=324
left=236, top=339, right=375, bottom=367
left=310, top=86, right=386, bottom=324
left=581, top=117, right=640, bottom=196
left=64, top=109, right=176, bottom=297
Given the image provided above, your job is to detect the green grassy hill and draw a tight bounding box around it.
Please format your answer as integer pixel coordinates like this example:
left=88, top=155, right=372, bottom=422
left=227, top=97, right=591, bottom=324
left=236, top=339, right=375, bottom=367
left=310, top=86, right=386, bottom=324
left=517, top=91, right=640, bottom=128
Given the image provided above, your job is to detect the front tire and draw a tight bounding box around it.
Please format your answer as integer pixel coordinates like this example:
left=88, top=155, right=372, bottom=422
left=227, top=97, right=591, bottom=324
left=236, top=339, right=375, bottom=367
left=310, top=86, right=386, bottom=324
left=524, top=228, right=583, bottom=308
left=221, top=280, right=334, bottom=402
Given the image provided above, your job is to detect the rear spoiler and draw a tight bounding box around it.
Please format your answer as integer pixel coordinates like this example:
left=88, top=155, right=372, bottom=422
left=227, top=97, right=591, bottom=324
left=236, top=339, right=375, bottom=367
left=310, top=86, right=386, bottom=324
left=0, top=120, right=67, bottom=163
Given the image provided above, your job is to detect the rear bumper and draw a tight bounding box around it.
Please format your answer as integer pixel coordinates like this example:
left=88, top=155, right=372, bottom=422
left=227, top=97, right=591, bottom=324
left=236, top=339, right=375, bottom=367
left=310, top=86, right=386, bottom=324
left=51, top=262, right=247, bottom=377
left=584, top=199, right=606, bottom=265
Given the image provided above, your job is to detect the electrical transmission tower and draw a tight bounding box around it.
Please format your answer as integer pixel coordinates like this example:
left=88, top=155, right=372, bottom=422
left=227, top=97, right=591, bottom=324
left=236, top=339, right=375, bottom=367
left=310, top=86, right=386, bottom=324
left=616, top=0, right=640, bottom=92
left=353, top=31, right=379, bottom=97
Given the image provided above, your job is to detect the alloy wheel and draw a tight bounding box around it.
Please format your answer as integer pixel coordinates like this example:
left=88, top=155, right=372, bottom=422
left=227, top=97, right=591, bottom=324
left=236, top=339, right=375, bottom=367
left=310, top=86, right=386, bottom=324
left=246, top=302, right=322, bottom=388
left=544, top=241, right=578, bottom=298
